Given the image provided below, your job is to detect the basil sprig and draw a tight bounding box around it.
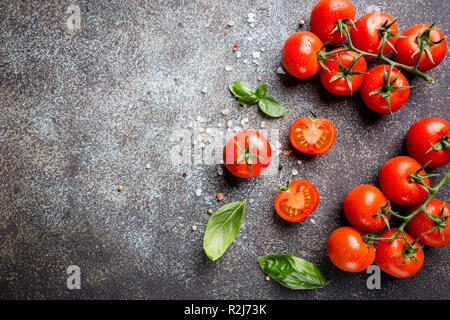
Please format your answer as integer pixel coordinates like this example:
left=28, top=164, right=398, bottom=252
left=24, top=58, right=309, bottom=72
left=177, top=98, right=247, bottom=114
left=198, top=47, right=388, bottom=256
left=228, top=81, right=285, bottom=118
left=203, top=200, right=247, bottom=261
left=258, top=254, right=329, bottom=290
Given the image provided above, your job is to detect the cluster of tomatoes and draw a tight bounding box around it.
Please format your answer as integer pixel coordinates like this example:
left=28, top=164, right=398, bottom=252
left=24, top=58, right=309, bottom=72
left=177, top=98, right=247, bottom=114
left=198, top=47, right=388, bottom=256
left=282, top=0, right=447, bottom=113
left=221, top=0, right=448, bottom=281
left=223, top=113, right=336, bottom=223
left=328, top=117, right=449, bottom=278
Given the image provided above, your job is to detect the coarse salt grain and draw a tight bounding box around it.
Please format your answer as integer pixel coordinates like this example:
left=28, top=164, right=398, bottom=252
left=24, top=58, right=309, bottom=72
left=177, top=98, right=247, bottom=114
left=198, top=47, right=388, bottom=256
left=227, top=120, right=233, bottom=128
left=252, top=51, right=261, bottom=59
left=233, top=127, right=241, bottom=133
left=225, top=65, right=233, bottom=71
left=218, top=167, right=224, bottom=175
left=243, top=59, right=249, bottom=64
left=236, top=51, right=242, bottom=58
left=227, top=20, right=235, bottom=26
left=201, top=87, right=208, bottom=93
left=222, top=109, right=230, bottom=116
left=195, top=188, right=202, bottom=196
left=199, top=127, right=206, bottom=133
left=277, top=67, right=286, bottom=74
left=252, top=60, right=260, bottom=65
left=292, top=169, right=298, bottom=176
left=260, top=121, right=266, bottom=128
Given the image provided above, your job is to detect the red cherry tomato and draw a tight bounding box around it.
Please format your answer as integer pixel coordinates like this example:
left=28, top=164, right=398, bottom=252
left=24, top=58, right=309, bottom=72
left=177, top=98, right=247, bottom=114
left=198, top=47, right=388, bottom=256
left=360, top=65, right=410, bottom=114
left=375, top=228, right=424, bottom=278
left=274, top=179, right=319, bottom=223
left=223, top=130, right=271, bottom=179
left=310, top=0, right=356, bottom=45
left=320, top=47, right=367, bottom=95
left=350, top=12, right=400, bottom=59
left=406, top=117, right=450, bottom=168
left=378, top=156, right=430, bottom=206
left=282, top=31, right=324, bottom=79
left=343, top=185, right=390, bottom=232
left=327, top=226, right=375, bottom=272
left=289, top=116, right=336, bottom=154
left=407, top=199, right=450, bottom=247
left=394, top=24, right=447, bottom=72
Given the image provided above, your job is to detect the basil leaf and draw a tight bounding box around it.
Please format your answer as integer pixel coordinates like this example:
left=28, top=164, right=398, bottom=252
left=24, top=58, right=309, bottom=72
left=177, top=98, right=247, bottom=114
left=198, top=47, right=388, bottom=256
left=203, top=200, right=247, bottom=261
left=238, top=94, right=259, bottom=106
left=258, top=97, right=285, bottom=118
left=258, top=254, right=329, bottom=290
left=255, top=84, right=267, bottom=99
left=228, top=81, right=255, bottom=99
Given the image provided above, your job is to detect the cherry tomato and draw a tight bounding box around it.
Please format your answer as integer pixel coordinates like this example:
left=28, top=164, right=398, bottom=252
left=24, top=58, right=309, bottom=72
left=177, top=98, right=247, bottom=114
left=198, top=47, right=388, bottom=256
left=320, top=47, right=367, bottom=95
left=282, top=31, right=324, bottom=79
left=394, top=24, right=447, bottom=72
left=310, top=0, right=356, bottom=45
left=378, top=156, right=430, bottom=206
left=406, top=117, right=450, bottom=168
left=360, top=65, right=410, bottom=114
left=289, top=116, right=336, bottom=154
left=350, top=12, right=400, bottom=59
left=407, top=199, right=450, bottom=247
left=327, top=226, right=375, bottom=272
left=223, top=130, right=271, bottom=179
left=375, top=228, right=424, bottom=278
left=343, top=185, right=390, bottom=232
left=274, top=179, right=319, bottom=223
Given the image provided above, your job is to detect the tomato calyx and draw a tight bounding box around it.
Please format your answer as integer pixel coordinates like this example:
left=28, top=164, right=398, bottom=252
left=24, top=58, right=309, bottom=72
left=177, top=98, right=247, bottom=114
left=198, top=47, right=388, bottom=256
left=327, top=53, right=366, bottom=94
left=372, top=201, right=395, bottom=230
left=412, top=23, right=446, bottom=66
left=275, top=173, right=295, bottom=192
left=408, top=162, right=438, bottom=193
left=330, top=18, right=355, bottom=40
left=425, top=133, right=450, bottom=154
left=420, top=204, right=450, bottom=240
left=368, top=66, right=410, bottom=113
left=232, top=139, right=263, bottom=178
left=377, top=19, right=405, bottom=55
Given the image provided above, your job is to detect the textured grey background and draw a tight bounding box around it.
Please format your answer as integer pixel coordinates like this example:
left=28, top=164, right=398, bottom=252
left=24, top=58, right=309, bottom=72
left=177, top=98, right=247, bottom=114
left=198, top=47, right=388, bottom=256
left=0, top=0, right=449, bottom=299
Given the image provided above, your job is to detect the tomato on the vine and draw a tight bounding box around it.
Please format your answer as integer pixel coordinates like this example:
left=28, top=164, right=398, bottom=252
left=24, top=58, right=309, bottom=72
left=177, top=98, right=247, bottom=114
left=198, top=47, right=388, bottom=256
left=282, top=31, right=325, bottom=79
left=320, top=48, right=367, bottom=95
left=327, top=226, right=375, bottom=272
left=350, top=12, right=400, bottom=59
left=375, top=228, right=424, bottom=278
left=360, top=65, right=410, bottom=114
left=223, top=130, right=271, bottom=179
left=394, top=24, right=447, bottom=72
left=289, top=116, right=336, bottom=154
left=406, top=117, right=450, bottom=168
left=378, top=156, right=430, bottom=206
left=310, top=0, right=356, bottom=45
left=407, top=199, right=450, bottom=247
left=274, top=179, right=319, bottom=223
left=343, top=185, right=390, bottom=232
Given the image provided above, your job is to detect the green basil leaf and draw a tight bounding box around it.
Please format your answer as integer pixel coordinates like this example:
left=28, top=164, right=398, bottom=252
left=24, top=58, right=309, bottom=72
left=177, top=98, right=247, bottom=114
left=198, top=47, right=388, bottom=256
left=238, top=94, right=259, bottom=106
left=203, top=200, right=247, bottom=261
left=257, top=254, right=329, bottom=290
left=258, top=97, right=285, bottom=118
left=255, top=84, right=267, bottom=99
left=228, top=81, right=255, bottom=99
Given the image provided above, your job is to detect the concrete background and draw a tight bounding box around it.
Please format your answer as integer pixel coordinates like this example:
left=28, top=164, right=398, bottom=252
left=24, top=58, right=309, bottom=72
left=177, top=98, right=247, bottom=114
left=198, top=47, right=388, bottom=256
left=0, top=0, right=448, bottom=299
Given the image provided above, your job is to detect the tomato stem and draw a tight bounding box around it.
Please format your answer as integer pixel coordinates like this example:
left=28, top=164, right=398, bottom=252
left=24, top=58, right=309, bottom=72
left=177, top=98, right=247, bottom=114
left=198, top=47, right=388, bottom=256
left=337, top=27, right=435, bottom=83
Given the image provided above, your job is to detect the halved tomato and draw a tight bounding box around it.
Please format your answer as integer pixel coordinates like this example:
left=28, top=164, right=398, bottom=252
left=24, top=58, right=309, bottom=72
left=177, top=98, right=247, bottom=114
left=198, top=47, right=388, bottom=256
left=289, top=116, right=336, bottom=154
left=274, top=179, right=319, bottom=222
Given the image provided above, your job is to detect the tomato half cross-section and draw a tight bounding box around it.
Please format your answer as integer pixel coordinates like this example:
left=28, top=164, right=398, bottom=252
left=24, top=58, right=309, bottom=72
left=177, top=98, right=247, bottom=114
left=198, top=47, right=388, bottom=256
left=223, top=130, right=272, bottom=179
left=274, top=178, right=319, bottom=223
left=289, top=116, right=336, bottom=154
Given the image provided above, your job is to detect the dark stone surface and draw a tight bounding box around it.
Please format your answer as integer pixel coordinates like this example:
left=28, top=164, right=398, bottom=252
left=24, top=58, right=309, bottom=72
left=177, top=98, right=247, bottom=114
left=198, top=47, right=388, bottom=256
left=0, top=0, right=448, bottom=299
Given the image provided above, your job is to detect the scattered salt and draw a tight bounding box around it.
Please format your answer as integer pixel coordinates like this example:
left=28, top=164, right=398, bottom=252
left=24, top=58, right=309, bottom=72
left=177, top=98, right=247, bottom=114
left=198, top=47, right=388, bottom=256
left=277, top=67, right=286, bottom=74
left=195, top=189, right=202, bottom=197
